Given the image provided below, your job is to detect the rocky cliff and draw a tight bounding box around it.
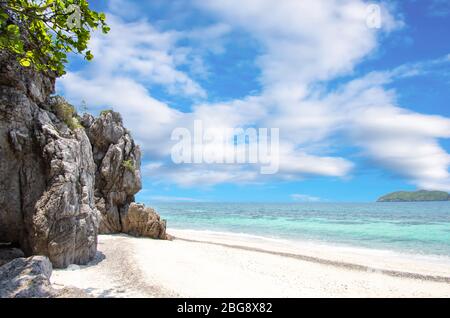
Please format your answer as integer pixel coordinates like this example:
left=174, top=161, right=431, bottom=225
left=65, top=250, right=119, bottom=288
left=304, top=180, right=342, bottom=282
left=0, top=52, right=98, bottom=268
left=0, top=52, right=167, bottom=271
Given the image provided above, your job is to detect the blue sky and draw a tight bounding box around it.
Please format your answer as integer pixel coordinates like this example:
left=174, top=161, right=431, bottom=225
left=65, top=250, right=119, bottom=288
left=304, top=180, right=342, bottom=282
left=58, top=0, right=450, bottom=202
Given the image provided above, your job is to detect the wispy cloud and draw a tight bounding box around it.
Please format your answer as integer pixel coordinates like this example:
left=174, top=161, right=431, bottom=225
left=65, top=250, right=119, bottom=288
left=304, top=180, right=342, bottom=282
left=291, top=194, right=323, bottom=202
left=427, top=0, right=450, bottom=17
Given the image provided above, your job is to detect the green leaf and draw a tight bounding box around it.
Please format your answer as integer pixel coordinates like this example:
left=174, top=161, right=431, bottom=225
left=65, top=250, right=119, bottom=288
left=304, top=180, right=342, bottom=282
left=19, top=58, right=31, bottom=67
left=85, top=50, right=93, bottom=61
left=7, top=24, right=19, bottom=34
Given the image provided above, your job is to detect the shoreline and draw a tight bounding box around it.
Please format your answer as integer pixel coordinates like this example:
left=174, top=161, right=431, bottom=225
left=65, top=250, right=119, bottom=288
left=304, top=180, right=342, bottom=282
left=50, top=230, right=450, bottom=298
left=170, top=229, right=450, bottom=283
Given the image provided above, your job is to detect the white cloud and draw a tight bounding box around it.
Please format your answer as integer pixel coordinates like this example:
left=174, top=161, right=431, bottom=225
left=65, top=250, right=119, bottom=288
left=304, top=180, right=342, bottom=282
left=195, top=0, right=400, bottom=87
left=108, top=0, right=140, bottom=19
left=326, top=71, right=450, bottom=191
left=144, top=162, right=260, bottom=187
left=186, top=23, right=231, bottom=55
left=58, top=0, right=450, bottom=191
left=291, top=194, right=323, bottom=202
left=82, top=15, right=206, bottom=98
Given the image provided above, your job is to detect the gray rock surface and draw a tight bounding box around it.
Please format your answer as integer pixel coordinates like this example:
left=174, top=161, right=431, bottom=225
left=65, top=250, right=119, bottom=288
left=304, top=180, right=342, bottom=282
left=82, top=111, right=142, bottom=234
left=0, top=247, right=25, bottom=266
left=122, top=203, right=167, bottom=239
left=0, top=256, right=56, bottom=298
left=0, top=52, right=54, bottom=105
left=0, top=52, right=98, bottom=268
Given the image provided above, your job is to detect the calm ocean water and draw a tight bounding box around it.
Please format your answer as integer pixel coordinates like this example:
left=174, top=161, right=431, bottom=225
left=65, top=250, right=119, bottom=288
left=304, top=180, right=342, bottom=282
left=152, top=202, right=450, bottom=257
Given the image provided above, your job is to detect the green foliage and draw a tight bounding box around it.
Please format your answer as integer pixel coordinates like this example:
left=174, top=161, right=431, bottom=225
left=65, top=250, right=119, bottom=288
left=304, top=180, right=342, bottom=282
left=0, top=0, right=109, bottom=76
left=54, top=99, right=75, bottom=122
left=100, top=109, right=113, bottom=116
left=53, top=99, right=82, bottom=130
left=377, top=190, right=450, bottom=202
left=68, top=116, right=83, bottom=130
left=122, top=159, right=134, bottom=172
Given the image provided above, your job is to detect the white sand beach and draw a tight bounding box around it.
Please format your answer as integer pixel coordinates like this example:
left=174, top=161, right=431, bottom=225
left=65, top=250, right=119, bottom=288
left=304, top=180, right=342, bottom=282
left=51, top=230, right=450, bottom=298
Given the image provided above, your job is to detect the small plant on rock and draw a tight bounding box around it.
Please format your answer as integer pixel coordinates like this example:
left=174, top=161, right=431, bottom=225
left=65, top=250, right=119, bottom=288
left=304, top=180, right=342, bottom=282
left=68, top=117, right=84, bottom=130
left=122, top=159, right=134, bottom=172
left=53, top=98, right=83, bottom=131
left=100, top=109, right=113, bottom=116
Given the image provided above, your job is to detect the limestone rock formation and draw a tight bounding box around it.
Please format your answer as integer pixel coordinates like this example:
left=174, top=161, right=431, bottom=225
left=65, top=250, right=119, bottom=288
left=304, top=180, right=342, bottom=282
left=0, top=256, right=56, bottom=298
left=0, top=51, right=167, bottom=273
left=81, top=113, right=168, bottom=238
left=82, top=111, right=142, bottom=234
left=121, top=203, right=167, bottom=239
left=0, top=52, right=98, bottom=268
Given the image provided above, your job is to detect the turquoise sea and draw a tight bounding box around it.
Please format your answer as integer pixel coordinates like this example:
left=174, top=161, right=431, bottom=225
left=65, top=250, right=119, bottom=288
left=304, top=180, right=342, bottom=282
left=153, top=202, right=450, bottom=257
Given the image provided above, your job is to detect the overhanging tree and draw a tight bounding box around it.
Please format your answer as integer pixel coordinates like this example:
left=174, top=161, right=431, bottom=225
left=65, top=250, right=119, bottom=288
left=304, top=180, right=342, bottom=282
left=0, top=0, right=109, bottom=75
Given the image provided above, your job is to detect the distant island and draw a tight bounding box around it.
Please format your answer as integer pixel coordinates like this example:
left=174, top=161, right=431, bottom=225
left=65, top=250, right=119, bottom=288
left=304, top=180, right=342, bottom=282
left=377, top=190, right=450, bottom=202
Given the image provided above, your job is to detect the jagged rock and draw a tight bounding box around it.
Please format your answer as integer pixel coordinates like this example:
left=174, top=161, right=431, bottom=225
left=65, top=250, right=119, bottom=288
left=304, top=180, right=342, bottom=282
left=0, top=52, right=98, bottom=268
left=121, top=203, right=167, bottom=239
left=82, top=112, right=167, bottom=239
left=82, top=111, right=142, bottom=234
left=0, top=256, right=56, bottom=298
left=0, top=248, right=25, bottom=266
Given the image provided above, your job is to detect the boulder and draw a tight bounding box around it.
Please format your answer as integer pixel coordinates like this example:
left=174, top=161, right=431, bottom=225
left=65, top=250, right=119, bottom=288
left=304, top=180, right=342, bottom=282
left=0, top=256, right=56, bottom=298
left=121, top=203, right=167, bottom=239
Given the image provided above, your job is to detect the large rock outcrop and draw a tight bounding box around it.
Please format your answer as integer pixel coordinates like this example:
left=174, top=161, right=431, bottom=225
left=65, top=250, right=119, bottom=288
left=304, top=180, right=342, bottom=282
left=81, top=113, right=167, bottom=239
left=81, top=111, right=142, bottom=234
left=0, top=52, right=98, bottom=268
left=0, top=52, right=168, bottom=272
